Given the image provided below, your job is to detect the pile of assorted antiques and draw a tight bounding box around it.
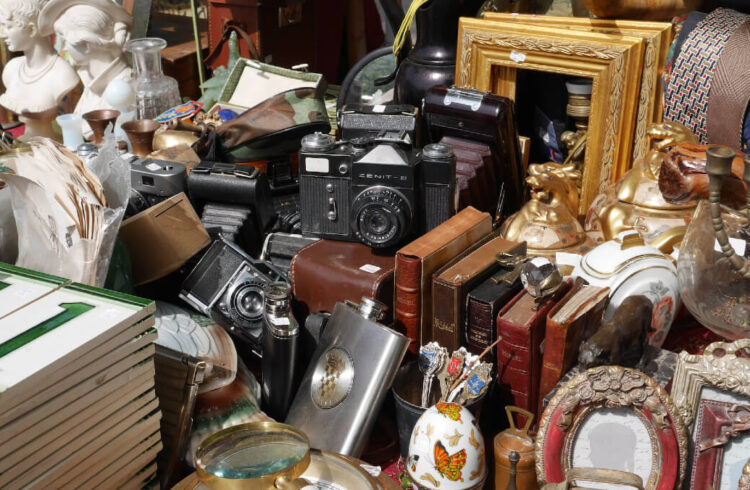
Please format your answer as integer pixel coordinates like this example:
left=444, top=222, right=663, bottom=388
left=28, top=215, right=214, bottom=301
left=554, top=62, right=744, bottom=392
left=1, top=0, right=750, bottom=489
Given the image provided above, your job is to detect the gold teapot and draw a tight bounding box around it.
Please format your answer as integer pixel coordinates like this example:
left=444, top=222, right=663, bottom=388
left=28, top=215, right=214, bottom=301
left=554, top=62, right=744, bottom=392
left=585, top=122, right=698, bottom=253
left=501, top=161, right=594, bottom=260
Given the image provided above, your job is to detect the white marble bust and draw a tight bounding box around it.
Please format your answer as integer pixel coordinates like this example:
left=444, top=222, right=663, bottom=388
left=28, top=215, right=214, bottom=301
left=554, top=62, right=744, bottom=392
left=38, top=0, right=133, bottom=119
left=0, top=0, right=79, bottom=116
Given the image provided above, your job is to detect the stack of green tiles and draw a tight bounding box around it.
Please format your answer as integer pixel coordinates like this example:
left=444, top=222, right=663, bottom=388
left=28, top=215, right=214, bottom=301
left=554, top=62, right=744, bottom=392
left=0, top=263, right=161, bottom=489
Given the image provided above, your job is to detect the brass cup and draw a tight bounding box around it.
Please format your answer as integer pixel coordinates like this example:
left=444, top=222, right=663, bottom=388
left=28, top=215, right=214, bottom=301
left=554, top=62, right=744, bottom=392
left=122, top=119, right=161, bottom=158
left=82, top=109, right=121, bottom=145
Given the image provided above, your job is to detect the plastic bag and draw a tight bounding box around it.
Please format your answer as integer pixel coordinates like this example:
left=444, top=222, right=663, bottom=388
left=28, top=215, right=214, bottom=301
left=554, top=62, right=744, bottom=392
left=0, top=134, right=130, bottom=285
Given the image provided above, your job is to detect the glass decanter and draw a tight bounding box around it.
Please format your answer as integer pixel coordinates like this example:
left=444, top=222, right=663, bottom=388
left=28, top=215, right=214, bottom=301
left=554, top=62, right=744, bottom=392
left=125, top=38, right=181, bottom=119
left=677, top=148, right=750, bottom=339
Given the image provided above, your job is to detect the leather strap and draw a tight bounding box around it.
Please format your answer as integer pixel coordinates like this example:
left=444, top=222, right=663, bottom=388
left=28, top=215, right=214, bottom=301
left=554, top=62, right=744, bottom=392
left=204, top=21, right=260, bottom=67
left=664, top=8, right=750, bottom=144
left=706, top=19, right=750, bottom=149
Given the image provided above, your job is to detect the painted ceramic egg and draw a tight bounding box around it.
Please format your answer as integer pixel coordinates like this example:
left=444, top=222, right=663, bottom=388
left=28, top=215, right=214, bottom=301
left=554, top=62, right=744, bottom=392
left=406, top=402, right=486, bottom=490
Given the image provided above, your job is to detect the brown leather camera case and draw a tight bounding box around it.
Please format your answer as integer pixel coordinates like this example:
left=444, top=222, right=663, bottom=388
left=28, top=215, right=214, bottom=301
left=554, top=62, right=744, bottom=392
left=290, top=239, right=396, bottom=323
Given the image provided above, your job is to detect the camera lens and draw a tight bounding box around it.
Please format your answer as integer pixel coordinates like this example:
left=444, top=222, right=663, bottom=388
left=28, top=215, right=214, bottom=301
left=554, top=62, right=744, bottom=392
left=366, top=209, right=389, bottom=235
left=230, top=281, right=265, bottom=324
left=351, top=186, right=411, bottom=248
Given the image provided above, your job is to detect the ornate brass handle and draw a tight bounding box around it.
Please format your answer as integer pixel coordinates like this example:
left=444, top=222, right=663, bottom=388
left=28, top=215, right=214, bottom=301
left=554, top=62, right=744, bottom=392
left=705, top=147, right=750, bottom=279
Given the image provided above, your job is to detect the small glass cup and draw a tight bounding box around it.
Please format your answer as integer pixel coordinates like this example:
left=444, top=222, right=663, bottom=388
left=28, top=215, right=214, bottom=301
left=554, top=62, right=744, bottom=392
left=55, top=114, right=84, bottom=150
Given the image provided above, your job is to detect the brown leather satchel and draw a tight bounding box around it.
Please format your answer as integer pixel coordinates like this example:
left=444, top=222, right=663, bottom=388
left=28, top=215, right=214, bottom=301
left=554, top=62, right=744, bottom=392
left=289, top=239, right=396, bottom=323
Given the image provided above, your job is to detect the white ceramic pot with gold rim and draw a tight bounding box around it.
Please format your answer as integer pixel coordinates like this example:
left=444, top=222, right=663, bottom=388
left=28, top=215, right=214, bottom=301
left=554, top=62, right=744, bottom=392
left=571, top=231, right=679, bottom=348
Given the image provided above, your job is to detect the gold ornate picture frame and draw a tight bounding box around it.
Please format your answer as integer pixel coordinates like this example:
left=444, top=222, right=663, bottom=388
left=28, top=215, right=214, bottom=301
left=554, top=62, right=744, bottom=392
left=671, top=339, right=750, bottom=430
left=482, top=14, right=673, bottom=166
left=456, top=18, right=646, bottom=213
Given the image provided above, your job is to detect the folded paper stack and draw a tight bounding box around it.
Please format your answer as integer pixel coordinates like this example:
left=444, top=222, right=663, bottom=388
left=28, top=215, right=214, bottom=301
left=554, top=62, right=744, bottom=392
left=0, top=263, right=160, bottom=488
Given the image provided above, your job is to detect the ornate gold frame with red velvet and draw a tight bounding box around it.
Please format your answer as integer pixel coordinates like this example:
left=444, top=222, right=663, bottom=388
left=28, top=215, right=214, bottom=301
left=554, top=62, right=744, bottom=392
left=671, top=339, right=750, bottom=430
left=535, top=366, right=688, bottom=490
left=690, top=399, right=750, bottom=490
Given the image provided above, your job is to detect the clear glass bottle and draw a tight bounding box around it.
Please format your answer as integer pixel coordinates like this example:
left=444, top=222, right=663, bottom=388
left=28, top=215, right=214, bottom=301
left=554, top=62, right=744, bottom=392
left=125, top=38, right=181, bottom=120
left=261, top=282, right=299, bottom=421
left=677, top=148, right=750, bottom=340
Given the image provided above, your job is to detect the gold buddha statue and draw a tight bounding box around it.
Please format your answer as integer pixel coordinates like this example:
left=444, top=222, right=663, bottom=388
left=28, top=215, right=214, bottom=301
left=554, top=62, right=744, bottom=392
left=584, top=121, right=698, bottom=253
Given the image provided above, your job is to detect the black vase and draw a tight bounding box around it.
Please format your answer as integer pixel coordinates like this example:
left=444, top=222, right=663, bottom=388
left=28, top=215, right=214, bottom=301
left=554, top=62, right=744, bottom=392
left=393, top=0, right=483, bottom=109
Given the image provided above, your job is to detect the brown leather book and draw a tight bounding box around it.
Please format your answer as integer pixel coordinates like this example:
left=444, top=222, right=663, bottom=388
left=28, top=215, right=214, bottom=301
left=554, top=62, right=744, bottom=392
left=496, top=280, right=571, bottom=421
left=538, top=280, right=609, bottom=416
left=431, top=235, right=525, bottom=351
left=290, top=239, right=396, bottom=322
left=394, top=207, right=492, bottom=354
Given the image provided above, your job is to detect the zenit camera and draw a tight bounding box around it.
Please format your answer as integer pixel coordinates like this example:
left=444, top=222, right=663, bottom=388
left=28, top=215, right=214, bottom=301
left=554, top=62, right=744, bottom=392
left=298, top=132, right=456, bottom=249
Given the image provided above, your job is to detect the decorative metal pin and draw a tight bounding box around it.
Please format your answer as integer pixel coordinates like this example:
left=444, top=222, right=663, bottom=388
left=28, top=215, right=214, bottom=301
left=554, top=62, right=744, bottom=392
left=419, top=342, right=447, bottom=408
left=491, top=252, right=526, bottom=285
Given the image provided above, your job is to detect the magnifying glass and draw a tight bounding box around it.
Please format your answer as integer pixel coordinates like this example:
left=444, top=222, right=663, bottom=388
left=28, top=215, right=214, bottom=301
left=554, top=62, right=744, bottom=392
left=196, top=422, right=311, bottom=489
left=195, top=422, right=383, bottom=489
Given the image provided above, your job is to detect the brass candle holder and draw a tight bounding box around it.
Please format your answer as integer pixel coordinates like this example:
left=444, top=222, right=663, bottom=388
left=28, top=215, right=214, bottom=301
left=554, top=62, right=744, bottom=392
left=82, top=109, right=120, bottom=145
left=121, top=119, right=160, bottom=158
left=706, top=147, right=750, bottom=278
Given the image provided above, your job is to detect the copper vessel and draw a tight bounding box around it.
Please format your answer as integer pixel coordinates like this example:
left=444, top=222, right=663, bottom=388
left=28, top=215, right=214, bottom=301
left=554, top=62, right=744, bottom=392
left=495, top=407, right=538, bottom=490
left=82, top=109, right=120, bottom=145
left=122, top=119, right=160, bottom=158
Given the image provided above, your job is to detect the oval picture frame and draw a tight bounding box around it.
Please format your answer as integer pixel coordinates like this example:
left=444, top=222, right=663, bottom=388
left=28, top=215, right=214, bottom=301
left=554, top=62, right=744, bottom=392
left=535, top=366, right=688, bottom=490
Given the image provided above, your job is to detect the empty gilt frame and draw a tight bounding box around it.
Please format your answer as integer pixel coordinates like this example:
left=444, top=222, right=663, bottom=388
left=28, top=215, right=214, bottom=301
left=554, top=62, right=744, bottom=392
left=482, top=14, right=673, bottom=166
left=456, top=18, right=646, bottom=213
left=671, top=339, right=750, bottom=430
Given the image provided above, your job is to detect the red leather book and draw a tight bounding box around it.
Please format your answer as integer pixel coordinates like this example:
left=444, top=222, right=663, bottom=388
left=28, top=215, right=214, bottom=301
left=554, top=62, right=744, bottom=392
left=395, top=207, right=492, bottom=354
left=538, top=280, right=609, bottom=417
left=496, top=280, right=571, bottom=421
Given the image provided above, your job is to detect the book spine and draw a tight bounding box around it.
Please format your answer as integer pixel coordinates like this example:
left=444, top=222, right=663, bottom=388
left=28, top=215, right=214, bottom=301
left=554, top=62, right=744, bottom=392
left=538, top=318, right=567, bottom=415
left=395, top=254, right=421, bottom=355
left=496, top=318, right=535, bottom=412
left=432, top=280, right=460, bottom=351
left=467, top=297, right=494, bottom=356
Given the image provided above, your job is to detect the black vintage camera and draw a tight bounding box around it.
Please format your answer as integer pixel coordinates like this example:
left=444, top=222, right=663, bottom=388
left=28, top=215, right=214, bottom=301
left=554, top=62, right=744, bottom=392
left=179, top=237, right=288, bottom=355
left=126, top=158, right=187, bottom=216
left=299, top=132, right=456, bottom=248
left=338, top=104, right=420, bottom=147
left=187, top=160, right=275, bottom=257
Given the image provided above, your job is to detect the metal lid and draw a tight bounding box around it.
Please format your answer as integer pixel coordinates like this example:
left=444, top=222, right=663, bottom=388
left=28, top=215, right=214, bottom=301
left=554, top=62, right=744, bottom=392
left=301, top=132, right=335, bottom=152
left=76, top=143, right=99, bottom=157
left=358, top=297, right=386, bottom=321
left=265, top=282, right=291, bottom=303
left=422, top=143, right=454, bottom=159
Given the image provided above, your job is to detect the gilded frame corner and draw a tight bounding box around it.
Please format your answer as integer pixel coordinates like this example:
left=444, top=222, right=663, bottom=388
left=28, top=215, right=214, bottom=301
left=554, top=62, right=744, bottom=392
left=456, top=17, right=647, bottom=214
left=481, top=14, right=673, bottom=167
left=671, top=339, right=750, bottom=430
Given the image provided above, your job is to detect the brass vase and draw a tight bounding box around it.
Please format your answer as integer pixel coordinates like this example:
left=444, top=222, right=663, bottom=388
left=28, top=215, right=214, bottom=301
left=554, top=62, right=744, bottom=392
left=122, top=119, right=160, bottom=158
left=82, top=109, right=120, bottom=145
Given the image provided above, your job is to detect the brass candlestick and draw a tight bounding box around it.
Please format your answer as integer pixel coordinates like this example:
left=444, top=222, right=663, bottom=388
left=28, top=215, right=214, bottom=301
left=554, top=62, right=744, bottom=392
left=82, top=109, right=120, bottom=145
left=122, top=119, right=160, bottom=158
left=706, top=146, right=750, bottom=278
